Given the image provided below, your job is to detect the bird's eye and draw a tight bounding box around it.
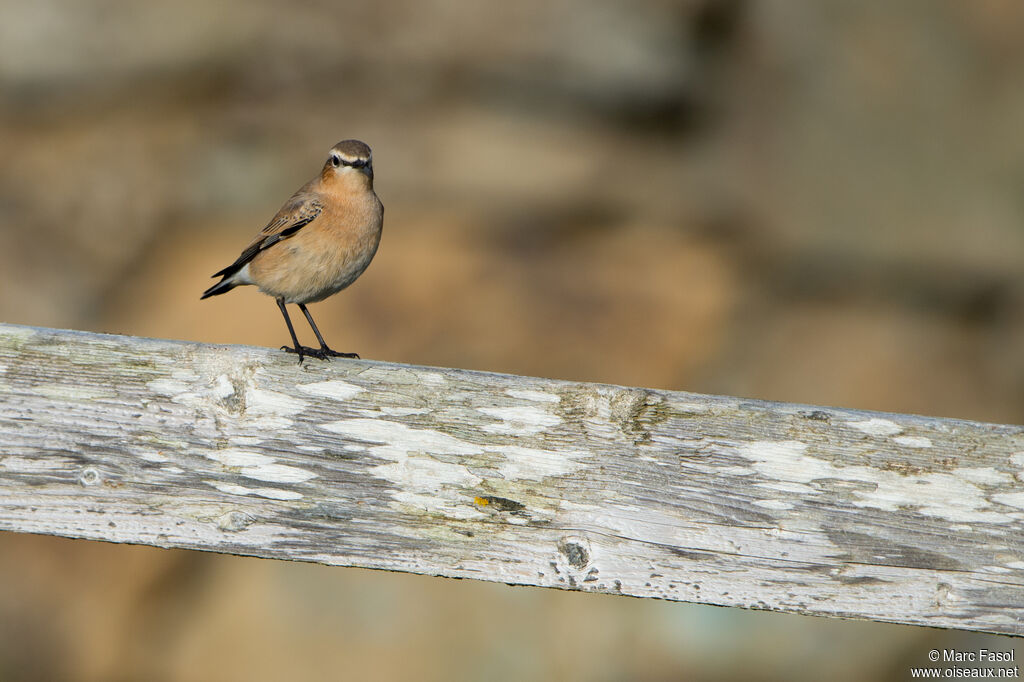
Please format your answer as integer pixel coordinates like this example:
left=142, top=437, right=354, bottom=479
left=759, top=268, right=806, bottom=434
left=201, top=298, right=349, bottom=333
left=330, top=155, right=341, bottom=167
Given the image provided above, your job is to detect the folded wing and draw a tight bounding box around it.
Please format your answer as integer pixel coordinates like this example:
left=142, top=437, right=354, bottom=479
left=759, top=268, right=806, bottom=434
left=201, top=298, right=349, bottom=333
left=201, top=191, right=323, bottom=299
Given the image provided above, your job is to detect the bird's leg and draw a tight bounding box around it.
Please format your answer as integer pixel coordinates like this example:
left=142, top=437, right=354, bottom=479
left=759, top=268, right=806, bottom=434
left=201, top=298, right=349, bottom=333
left=276, top=298, right=315, bottom=364
left=299, top=303, right=359, bottom=359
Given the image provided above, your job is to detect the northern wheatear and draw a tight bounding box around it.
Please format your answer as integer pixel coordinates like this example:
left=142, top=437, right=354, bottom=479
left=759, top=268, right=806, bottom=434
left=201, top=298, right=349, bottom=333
left=201, top=140, right=383, bottom=363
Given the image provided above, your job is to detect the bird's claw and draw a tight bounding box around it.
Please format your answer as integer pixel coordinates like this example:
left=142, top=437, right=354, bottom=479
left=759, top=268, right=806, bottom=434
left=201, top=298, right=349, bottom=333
left=281, top=345, right=359, bottom=363
left=321, top=348, right=360, bottom=359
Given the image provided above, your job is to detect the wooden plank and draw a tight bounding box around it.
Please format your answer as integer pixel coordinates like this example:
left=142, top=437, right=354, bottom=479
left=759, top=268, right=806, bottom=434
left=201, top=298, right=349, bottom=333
left=1, top=322, right=1023, bottom=635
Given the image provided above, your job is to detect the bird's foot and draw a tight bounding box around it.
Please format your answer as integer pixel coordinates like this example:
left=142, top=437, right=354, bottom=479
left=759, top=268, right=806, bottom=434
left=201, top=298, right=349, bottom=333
left=281, top=345, right=359, bottom=363
left=320, top=347, right=360, bottom=359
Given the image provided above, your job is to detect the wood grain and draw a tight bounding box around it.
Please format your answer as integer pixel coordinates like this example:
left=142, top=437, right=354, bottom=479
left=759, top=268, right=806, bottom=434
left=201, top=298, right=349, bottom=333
left=1, top=323, right=1023, bottom=635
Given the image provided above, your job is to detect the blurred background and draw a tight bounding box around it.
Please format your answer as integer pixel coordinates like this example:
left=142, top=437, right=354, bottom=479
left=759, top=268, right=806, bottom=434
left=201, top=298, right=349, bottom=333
left=1, top=0, right=1023, bottom=679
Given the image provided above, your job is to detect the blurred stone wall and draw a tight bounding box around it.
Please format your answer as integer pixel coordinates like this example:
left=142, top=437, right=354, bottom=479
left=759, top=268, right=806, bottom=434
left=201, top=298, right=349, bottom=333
left=1, top=0, right=1023, bottom=680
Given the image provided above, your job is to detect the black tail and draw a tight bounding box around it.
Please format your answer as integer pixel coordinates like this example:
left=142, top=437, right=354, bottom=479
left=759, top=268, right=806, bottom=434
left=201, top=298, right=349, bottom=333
left=200, top=276, right=237, bottom=300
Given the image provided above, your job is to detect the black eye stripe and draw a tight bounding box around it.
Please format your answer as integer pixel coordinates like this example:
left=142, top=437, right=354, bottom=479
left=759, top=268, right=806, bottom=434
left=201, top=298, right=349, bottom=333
left=330, top=155, right=370, bottom=168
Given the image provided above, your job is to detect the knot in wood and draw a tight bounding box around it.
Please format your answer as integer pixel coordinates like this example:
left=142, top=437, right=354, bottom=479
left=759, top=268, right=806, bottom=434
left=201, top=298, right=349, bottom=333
left=79, top=467, right=101, bottom=486
left=558, top=536, right=591, bottom=570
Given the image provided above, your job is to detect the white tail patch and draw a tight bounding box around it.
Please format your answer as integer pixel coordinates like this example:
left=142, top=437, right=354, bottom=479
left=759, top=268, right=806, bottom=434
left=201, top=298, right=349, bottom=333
left=229, top=263, right=253, bottom=286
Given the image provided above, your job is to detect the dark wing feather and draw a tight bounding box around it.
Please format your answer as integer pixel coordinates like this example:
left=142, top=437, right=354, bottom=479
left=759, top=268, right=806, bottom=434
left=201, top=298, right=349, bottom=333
left=211, top=193, right=323, bottom=279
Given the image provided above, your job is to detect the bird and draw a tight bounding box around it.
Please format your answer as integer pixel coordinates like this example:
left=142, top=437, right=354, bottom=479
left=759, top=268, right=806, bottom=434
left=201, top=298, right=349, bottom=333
left=201, top=139, right=383, bottom=363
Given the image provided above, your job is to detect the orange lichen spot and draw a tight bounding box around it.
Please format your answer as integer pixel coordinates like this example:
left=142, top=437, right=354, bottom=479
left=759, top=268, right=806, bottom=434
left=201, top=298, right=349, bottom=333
left=474, top=496, right=490, bottom=507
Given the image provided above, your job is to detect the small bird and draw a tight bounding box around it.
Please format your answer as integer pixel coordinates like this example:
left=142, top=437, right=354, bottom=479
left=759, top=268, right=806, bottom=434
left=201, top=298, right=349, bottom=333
left=201, top=140, right=383, bottom=363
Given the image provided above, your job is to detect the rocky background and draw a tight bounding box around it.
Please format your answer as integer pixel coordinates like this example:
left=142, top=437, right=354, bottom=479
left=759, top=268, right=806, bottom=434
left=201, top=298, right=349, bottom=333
left=1, top=0, right=1023, bottom=679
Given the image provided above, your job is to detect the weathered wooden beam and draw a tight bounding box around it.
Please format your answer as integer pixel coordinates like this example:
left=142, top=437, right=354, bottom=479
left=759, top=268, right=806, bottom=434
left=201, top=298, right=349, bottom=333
left=1, top=322, right=1023, bottom=634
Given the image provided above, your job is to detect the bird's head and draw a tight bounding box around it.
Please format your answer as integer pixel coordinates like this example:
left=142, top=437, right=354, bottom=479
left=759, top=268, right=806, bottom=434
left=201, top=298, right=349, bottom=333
left=322, top=139, right=374, bottom=187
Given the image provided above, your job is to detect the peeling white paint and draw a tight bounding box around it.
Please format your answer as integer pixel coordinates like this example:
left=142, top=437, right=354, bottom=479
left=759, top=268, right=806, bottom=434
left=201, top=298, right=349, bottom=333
left=297, top=380, right=364, bottom=401
left=487, top=445, right=585, bottom=480
left=720, top=466, right=756, bottom=476
left=957, top=468, right=1012, bottom=486
left=246, top=388, right=307, bottom=416
left=849, top=418, right=903, bottom=437
left=147, top=368, right=203, bottom=399
left=506, top=389, right=560, bottom=403
left=170, top=368, right=200, bottom=381
left=392, top=492, right=486, bottom=520
left=739, top=440, right=1013, bottom=523
left=229, top=436, right=263, bottom=446
left=752, top=499, right=794, bottom=511
left=893, top=436, right=932, bottom=448
left=322, top=418, right=483, bottom=455
left=242, top=463, right=316, bottom=483
left=147, top=378, right=190, bottom=396
left=209, top=449, right=274, bottom=467
left=853, top=473, right=1009, bottom=523
left=321, top=418, right=483, bottom=517
left=148, top=371, right=245, bottom=413
left=992, top=492, right=1024, bottom=510
left=740, top=441, right=824, bottom=483
left=206, top=449, right=316, bottom=483
left=208, top=481, right=303, bottom=501
left=375, top=458, right=481, bottom=489
left=478, top=406, right=561, bottom=435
